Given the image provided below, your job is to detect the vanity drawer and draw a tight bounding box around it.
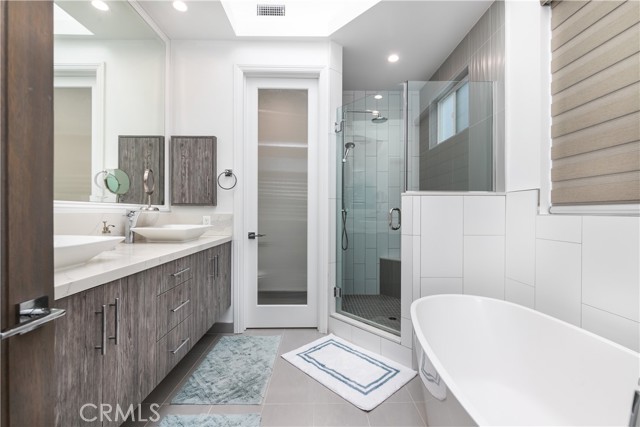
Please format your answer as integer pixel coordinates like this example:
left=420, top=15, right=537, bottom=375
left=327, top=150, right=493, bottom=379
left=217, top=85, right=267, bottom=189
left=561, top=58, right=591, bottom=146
left=158, top=257, right=194, bottom=295
left=156, top=315, right=192, bottom=380
left=157, top=280, right=192, bottom=340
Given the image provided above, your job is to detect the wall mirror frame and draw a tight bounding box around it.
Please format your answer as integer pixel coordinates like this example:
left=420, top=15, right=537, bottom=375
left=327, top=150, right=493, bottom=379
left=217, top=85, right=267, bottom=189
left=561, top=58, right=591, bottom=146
left=53, top=0, right=171, bottom=211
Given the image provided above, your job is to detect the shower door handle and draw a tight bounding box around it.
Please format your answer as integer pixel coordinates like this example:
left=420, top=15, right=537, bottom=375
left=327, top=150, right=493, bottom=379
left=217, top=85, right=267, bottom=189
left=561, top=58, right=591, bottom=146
left=389, top=208, right=401, bottom=231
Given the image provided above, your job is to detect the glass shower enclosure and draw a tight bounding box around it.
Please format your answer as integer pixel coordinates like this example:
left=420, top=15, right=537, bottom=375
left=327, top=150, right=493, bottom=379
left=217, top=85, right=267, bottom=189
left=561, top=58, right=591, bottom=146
left=335, top=90, right=405, bottom=335
left=335, top=80, right=494, bottom=335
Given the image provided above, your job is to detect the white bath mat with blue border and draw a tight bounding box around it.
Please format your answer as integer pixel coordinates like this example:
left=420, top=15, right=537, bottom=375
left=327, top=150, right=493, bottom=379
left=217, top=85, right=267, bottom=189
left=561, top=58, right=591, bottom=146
left=282, top=334, right=416, bottom=411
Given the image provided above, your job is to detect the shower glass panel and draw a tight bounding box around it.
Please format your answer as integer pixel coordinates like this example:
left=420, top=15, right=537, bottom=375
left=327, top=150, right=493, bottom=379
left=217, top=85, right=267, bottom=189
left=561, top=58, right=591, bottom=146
left=405, top=80, right=494, bottom=191
left=258, top=88, right=308, bottom=305
left=335, top=90, right=404, bottom=335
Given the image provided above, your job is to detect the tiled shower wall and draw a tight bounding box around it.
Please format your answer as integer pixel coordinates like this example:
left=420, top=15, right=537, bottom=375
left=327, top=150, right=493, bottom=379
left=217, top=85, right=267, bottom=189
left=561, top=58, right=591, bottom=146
left=339, top=91, right=404, bottom=296
left=418, top=0, right=505, bottom=192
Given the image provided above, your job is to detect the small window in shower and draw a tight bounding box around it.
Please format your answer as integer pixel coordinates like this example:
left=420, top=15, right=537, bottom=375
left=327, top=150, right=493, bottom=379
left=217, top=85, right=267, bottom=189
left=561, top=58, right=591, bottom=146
left=436, top=79, right=469, bottom=144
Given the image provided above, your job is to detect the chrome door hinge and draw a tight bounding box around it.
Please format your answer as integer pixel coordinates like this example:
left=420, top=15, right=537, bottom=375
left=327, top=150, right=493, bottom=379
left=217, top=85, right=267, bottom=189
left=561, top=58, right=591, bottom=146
left=333, top=287, right=342, bottom=298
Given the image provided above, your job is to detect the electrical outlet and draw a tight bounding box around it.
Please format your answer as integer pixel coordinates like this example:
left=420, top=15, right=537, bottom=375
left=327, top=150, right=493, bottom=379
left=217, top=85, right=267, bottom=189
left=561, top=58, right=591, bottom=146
left=202, top=216, right=211, bottom=225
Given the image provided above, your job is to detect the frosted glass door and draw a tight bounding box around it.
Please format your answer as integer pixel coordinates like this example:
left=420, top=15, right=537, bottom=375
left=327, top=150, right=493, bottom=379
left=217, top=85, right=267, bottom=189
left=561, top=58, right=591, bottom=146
left=244, top=77, right=318, bottom=328
left=257, top=88, right=308, bottom=305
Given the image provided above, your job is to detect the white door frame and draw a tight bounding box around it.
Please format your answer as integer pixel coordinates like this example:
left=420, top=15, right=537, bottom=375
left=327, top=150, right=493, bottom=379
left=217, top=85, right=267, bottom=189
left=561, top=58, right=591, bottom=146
left=232, top=65, right=330, bottom=333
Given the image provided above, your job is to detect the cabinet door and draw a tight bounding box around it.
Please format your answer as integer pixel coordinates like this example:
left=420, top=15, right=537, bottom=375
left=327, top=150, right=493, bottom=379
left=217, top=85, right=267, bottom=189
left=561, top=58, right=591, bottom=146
left=116, top=269, right=157, bottom=416
left=193, top=250, right=210, bottom=340
left=55, top=287, right=103, bottom=427
left=216, top=242, right=232, bottom=316
left=171, top=136, right=217, bottom=205
left=101, top=279, right=122, bottom=427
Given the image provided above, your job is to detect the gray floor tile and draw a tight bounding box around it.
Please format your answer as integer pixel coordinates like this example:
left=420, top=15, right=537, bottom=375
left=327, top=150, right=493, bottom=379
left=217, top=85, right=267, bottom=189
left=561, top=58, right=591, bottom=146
left=384, top=384, right=414, bottom=403
left=279, top=329, right=326, bottom=354
left=148, top=404, right=212, bottom=427
left=207, top=405, right=263, bottom=414
left=406, top=377, right=429, bottom=403
left=313, top=403, right=369, bottom=426
left=261, top=403, right=314, bottom=426
left=367, top=402, right=426, bottom=427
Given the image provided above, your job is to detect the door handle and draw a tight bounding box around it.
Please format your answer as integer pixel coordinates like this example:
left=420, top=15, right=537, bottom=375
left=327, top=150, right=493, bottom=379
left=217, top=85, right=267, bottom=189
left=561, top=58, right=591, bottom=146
left=0, top=308, right=66, bottom=340
left=0, top=296, right=66, bottom=340
left=388, top=207, right=401, bottom=231
left=248, top=232, right=266, bottom=239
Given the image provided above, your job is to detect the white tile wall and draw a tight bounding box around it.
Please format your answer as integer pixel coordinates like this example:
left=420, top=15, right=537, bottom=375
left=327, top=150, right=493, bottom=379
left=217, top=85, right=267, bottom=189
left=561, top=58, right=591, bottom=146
left=505, top=190, right=537, bottom=286
left=420, top=196, right=463, bottom=277
left=463, top=196, right=505, bottom=235
left=380, top=339, right=413, bottom=367
left=400, top=234, right=413, bottom=320
left=582, top=304, right=640, bottom=352
left=421, top=278, right=463, bottom=297
left=505, top=278, right=534, bottom=308
left=536, top=215, right=582, bottom=243
left=535, top=239, right=582, bottom=326
left=463, top=236, right=505, bottom=299
left=582, top=216, right=640, bottom=322
left=351, top=327, right=382, bottom=354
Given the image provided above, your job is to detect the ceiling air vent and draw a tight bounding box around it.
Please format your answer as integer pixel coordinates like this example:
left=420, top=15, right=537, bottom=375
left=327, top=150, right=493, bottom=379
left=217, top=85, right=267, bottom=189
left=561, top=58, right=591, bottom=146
left=257, top=4, right=285, bottom=17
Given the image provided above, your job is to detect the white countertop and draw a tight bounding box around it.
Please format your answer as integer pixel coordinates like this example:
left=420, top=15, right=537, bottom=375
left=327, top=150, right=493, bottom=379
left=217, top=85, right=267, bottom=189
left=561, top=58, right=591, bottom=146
left=54, top=235, right=232, bottom=300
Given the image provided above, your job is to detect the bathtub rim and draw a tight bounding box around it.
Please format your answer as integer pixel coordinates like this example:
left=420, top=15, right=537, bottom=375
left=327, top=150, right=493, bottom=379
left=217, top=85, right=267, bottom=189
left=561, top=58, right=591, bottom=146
left=410, top=294, right=640, bottom=426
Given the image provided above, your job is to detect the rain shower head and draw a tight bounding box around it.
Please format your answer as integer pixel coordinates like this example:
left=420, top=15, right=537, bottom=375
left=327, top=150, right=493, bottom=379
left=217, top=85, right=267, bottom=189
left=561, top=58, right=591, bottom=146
left=342, top=142, right=355, bottom=163
left=371, top=113, right=387, bottom=124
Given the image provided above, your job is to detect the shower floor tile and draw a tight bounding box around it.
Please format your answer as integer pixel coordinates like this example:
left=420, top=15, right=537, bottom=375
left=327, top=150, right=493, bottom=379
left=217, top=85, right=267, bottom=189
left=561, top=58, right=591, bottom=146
left=341, top=294, right=401, bottom=334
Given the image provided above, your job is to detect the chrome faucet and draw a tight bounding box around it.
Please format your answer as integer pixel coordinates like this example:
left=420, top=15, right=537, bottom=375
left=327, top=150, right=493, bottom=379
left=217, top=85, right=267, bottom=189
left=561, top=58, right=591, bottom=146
left=124, top=210, right=141, bottom=244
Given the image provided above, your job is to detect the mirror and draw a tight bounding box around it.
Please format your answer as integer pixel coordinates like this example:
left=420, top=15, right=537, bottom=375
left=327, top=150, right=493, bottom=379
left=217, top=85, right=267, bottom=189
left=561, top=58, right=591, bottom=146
left=53, top=0, right=166, bottom=205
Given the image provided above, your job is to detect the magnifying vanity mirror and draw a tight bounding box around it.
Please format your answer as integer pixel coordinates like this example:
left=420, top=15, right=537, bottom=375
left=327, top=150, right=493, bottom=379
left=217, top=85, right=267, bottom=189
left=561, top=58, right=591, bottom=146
left=53, top=0, right=167, bottom=207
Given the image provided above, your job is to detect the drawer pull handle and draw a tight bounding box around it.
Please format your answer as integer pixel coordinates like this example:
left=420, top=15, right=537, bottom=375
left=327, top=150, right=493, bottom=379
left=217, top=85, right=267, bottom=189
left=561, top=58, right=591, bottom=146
left=171, top=299, right=190, bottom=313
left=171, top=267, right=191, bottom=278
left=170, top=337, right=190, bottom=354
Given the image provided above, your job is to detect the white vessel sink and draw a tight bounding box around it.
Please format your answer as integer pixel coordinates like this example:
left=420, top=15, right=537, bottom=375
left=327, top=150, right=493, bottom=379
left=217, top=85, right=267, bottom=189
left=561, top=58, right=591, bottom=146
left=54, top=235, right=124, bottom=270
left=130, top=224, right=210, bottom=242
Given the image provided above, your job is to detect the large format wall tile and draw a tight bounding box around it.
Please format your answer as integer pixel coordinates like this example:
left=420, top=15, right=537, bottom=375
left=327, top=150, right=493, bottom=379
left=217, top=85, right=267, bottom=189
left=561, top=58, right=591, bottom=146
left=420, top=196, right=463, bottom=278
left=535, top=239, right=582, bottom=326
left=463, top=236, right=505, bottom=299
left=506, top=190, right=537, bottom=286
left=582, top=216, right=640, bottom=322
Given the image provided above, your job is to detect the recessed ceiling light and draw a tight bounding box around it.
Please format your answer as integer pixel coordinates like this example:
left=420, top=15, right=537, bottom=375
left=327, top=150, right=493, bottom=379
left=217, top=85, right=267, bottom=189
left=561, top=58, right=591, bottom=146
left=91, top=0, right=109, bottom=12
left=374, top=94, right=383, bottom=100
left=387, top=54, right=399, bottom=63
left=173, top=1, right=188, bottom=12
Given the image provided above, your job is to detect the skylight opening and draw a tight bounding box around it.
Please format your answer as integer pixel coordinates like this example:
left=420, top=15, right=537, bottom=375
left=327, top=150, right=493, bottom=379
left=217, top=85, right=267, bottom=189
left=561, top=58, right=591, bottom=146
left=220, top=0, right=381, bottom=37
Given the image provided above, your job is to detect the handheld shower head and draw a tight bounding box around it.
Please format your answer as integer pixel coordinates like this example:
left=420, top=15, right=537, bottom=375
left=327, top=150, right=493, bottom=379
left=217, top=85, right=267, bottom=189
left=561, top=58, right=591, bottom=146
left=342, top=142, right=355, bottom=163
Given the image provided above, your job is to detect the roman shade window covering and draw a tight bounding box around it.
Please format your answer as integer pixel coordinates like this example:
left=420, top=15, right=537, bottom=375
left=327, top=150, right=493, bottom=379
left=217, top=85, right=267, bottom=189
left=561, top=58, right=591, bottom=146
left=550, top=0, right=640, bottom=205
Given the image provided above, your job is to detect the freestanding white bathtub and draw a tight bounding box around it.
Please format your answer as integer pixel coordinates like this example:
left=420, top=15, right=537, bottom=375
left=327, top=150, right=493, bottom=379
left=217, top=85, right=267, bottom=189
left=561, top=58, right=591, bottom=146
left=411, top=294, right=640, bottom=426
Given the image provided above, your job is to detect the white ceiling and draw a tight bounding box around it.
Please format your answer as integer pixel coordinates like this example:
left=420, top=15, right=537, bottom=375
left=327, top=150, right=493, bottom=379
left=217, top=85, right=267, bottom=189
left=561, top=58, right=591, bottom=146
left=138, top=0, right=493, bottom=90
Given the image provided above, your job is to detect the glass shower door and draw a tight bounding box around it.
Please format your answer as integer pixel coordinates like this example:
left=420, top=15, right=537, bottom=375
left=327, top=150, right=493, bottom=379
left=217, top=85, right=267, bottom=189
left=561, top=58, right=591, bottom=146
left=335, top=91, right=404, bottom=335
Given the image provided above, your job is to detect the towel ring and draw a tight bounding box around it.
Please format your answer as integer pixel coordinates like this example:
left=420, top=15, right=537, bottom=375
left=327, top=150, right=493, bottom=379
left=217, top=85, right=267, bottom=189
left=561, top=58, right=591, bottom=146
left=217, top=169, right=237, bottom=190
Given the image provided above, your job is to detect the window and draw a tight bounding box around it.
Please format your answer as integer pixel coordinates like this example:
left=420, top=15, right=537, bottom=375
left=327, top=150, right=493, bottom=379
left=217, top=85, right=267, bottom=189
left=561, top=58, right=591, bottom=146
left=436, top=80, right=469, bottom=144
left=550, top=0, right=639, bottom=207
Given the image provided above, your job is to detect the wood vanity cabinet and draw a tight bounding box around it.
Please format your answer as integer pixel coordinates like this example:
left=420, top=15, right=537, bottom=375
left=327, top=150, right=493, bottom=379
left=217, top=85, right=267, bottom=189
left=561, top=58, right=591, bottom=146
left=171, top=136, right=217, bottom=205
left=193, top=242, right=232, bottom=340
left=55, top=272, right=157, bottom=427
left=54, top=243, right=231, bottom=426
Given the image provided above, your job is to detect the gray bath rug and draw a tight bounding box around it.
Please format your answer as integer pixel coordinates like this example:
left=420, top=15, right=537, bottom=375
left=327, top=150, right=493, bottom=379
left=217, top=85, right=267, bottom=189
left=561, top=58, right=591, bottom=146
left=172, top=335, right=281, bottom=405
left=159, top=414, right=260, bottom=427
